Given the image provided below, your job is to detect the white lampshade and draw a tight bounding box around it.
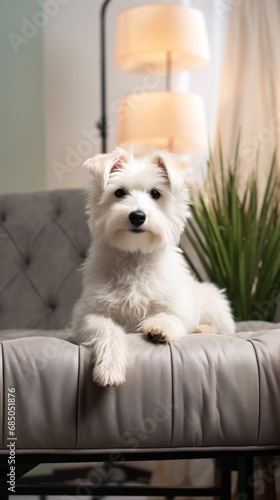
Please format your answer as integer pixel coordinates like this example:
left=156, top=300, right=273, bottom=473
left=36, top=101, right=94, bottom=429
left=115, top=4, right=210, bottom=74
left=117, top=92, right=208, bottom=155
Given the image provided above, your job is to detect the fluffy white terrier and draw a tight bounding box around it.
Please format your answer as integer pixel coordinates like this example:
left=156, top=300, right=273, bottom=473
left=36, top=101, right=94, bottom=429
left=71, top=148, right=235, bottom=387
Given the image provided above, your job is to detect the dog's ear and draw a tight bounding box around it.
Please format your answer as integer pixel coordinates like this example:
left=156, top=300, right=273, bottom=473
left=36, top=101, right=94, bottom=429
left=152, top=151, right=191, bottom=191
left=85, top=148, right=128, bottom=189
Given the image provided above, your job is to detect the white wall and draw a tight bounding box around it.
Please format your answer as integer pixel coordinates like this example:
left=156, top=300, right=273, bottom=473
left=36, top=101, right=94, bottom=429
left=44, top=0, right=181, bottom=190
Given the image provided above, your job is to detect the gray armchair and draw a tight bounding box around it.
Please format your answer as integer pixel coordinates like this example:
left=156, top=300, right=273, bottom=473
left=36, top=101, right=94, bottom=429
left=0, top=189, right=279, bottom=498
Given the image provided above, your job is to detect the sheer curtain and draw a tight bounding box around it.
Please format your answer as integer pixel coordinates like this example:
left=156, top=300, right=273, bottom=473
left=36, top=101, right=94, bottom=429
left=214, top=0, right=280, bottom=192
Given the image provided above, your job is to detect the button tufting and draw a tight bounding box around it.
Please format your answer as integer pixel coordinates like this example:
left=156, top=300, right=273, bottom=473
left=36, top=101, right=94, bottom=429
left=25, top=256, right=30, bottom=266
left=56, top=207, right=61, bottom=217
left=1, top=212, right=6, bottom=222
left=80, top=252, right=87, bottom=260
left=49, top=302, right=57, bottom=311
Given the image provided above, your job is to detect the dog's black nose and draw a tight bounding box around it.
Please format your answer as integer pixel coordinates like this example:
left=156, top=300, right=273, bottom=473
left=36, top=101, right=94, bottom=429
left=129, top=210, right=146, bottom=227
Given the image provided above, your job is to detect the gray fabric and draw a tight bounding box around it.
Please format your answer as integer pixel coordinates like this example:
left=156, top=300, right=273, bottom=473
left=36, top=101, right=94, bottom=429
left=0, top=189, right=90, bottom=330
left=1, top=336, right=78, bottom=450
left=236, top=320, right=280, bottom=332
left=0, top=327, right=279, bottom=452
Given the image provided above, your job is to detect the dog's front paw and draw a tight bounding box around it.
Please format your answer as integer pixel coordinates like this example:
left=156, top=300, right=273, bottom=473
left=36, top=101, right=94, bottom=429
left=146, top=326, right=168, bottom=344
left=92, top=331, right=128, bottom=387
left=142, top=314, right=186, bottom=343
left=93, top=360, right=126, bottom=387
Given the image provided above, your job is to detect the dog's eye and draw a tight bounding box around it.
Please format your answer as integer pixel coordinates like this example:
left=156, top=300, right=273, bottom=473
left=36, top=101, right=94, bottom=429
left=115, top=189, right=126, bottom=198
left=150, top=189, right=161, bottom=200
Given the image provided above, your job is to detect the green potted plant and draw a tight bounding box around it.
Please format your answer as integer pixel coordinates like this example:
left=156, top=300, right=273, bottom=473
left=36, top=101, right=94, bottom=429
left=183, top=137, right=280, bottom=322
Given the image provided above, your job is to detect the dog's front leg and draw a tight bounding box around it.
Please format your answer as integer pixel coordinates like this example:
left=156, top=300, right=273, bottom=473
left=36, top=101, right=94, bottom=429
left=140, top=313, right=187, bottom=343
left=75, top=314, right=128, bottom=387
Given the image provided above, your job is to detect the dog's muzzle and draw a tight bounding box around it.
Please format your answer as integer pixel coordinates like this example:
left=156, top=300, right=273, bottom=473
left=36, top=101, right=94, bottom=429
left=129, top=211, right=146, bottom=232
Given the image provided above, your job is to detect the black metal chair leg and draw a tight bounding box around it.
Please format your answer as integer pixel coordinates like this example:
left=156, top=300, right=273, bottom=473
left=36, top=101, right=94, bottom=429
left=238, top=457, right=254, bottom=499
left=220, top=468, right=231, bottom=500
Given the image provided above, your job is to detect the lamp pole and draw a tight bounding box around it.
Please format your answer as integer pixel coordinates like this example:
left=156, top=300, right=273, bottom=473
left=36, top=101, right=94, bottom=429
left=97, top=0, right=113, bottom=153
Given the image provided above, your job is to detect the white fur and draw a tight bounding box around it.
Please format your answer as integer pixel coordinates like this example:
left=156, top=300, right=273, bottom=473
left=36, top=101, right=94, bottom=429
left=71, top=148, right=235, bottom=387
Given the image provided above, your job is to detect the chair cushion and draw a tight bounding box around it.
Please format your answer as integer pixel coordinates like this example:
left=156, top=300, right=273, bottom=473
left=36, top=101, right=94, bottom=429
left=0, top=322, right=279, bottom=455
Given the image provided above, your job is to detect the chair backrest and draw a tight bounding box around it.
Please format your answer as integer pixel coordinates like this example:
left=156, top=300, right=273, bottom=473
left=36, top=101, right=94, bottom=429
left=0, top=189, right=90, bottom=330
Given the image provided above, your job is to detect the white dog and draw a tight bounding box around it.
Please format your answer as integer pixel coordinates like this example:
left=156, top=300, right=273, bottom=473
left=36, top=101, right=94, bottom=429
left=71, top=148, right=235, bottom=387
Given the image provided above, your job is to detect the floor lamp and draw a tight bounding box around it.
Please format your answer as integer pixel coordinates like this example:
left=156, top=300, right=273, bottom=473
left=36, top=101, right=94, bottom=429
left=97, top=0, right=113, bottom=154
left=97, top=2, right=210, bottom=155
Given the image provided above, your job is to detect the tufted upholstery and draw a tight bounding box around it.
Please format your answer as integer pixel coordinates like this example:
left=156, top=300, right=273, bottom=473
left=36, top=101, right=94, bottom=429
left=0, top=190, right=90, bottom=330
